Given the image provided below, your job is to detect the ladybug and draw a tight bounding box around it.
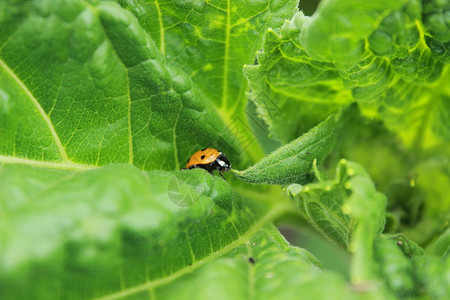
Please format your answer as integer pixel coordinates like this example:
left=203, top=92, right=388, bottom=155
left=186, top=148, right=231, bottom=179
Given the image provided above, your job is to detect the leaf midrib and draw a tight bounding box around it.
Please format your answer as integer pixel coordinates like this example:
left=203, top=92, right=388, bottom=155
left=0, top=154, right=95, bottom=170
left=153, top=0, right=165, bottom=55
left=220, top=0, right=231, bottom=111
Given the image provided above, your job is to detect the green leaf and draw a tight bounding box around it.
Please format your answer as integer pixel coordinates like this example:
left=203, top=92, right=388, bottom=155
left=422, top=0, right=450, bottom=44
left=232, top=115, right=336, bottom=184
left=3, top=159, right=376, bottom=300
left=243, top=12, right=351, bottom=143
left=424, top=0, right=450, bottom=66
left=300, top=0, right=409, bottom=65
left=287, top=161, right=354, bottom=249
left=398, top=157, right=450, bottom=244
left=345, top=163, right=387, bottom=284
left=324, top=105, right=449, bottom=244
left=289, top=159, right=387, bottom=284
left=1, top=0, right=448, bottom=299
left=0, top=162, right=291, bottom=298
left=426, top=227, right=450, bottom=257
left=288, top=158, right=445, bottom=298
left=372, top=234, right=450, bottom=299
left=373, top=236, right=416, bottom=298
left=324, top=105, right=423, bottom=235
left=287, top=158, right=388, bottom=252
left=96, top=225, right=374, bottom=300
left=244, top=0, right=449, bottom=149
left=327, top=104, right=413, bottom=192
left=117, top=0, right=299, bottom=163
left=413, top=254, right=450, bottom=299
left=136, top=226, right=322, bottom=300
left=387, top=234, right=426, bottom=258
left=0, top=0, right=239, bottom=171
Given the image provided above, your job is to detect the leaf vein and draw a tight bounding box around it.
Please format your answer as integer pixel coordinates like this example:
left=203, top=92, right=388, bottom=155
left=220, top=0, right=231, bottom=110
left=0, top=154, right=96, bottom=170
left=153, top=0, right=165, bottom=55
left=0, top=58, right=69, bottom=161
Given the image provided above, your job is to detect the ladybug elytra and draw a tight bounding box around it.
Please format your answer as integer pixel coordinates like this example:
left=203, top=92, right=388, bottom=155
left=186, top=148, right=231, bottom=179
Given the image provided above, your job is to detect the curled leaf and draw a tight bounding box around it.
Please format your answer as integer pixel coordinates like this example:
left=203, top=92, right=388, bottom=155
left=233, top=115, right=336, bottom=184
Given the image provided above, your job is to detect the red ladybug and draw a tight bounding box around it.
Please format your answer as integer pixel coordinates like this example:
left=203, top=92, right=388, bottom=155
left=186, top=148, right=231, bottom=179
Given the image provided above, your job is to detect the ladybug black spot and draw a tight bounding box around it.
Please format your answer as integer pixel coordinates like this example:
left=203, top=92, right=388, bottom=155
left=248, top=257, right=255, bottom=264
left=201, top=155, right=206, bottom=159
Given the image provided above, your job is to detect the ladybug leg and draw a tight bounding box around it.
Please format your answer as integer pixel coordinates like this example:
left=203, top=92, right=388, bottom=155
left=205, top=165, right=213, bottom=174
left=218, top=171, right=226, bottom=180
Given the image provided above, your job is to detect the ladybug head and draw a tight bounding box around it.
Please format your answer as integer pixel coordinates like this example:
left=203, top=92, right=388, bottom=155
left=216, top=153, right=231, bottom=171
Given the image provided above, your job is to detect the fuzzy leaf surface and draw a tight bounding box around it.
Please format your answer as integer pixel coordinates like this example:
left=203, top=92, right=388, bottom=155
left=233, top=115, right=336, bottom=184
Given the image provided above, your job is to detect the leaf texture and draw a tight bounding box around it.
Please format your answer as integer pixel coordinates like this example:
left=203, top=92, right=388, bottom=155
left=233, top=115, right=336, bottom=184
left=0, top=0, right=239, bottom=171
left=245, top=0, right=450, bottom=148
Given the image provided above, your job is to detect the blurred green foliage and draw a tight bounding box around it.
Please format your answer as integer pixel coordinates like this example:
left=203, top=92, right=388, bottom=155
left=0, top=0, right=448, bottom=299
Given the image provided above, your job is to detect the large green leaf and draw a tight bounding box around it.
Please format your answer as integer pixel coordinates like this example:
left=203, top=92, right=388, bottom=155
left=146, top=225, right=374, bottom=300
left=0, top=162, right=293, bottom=298
left=0, top=0, right=240, bottom=171
left=244, top=0, right=449, bottom=148
left=1, top=160, right=378, bottom=300
left=90, top=225, right=378, bottom=300
left=117, top=0, right=299, bottom=163
left=1, top=0, right=448, bottom=299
